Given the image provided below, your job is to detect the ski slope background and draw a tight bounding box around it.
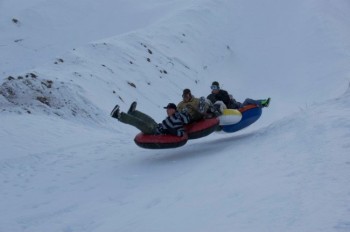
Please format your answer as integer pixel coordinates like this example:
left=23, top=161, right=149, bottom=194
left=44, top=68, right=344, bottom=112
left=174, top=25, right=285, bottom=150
left=1, top=0, right=350, bottom=231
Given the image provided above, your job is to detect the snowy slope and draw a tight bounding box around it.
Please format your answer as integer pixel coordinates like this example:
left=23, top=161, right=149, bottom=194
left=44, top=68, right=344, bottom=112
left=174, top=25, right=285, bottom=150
left=1, top=0, right=350, bottom=232
left=0, top=0, right=190, bottom=75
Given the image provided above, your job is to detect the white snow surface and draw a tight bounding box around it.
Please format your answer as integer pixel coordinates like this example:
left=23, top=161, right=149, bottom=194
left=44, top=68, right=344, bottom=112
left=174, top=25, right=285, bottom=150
left=1, top=0, right=350, bottom=231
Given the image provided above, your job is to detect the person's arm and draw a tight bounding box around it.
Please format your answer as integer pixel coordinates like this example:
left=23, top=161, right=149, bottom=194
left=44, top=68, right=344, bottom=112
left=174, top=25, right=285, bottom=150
left=179, top=111, right=191, bottom=124
left=207, top=94, right=216, bottom=104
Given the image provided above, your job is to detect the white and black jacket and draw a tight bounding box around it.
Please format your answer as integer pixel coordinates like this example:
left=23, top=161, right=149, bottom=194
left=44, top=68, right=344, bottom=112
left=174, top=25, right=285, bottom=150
left=157, top=111, right=190, bottom=136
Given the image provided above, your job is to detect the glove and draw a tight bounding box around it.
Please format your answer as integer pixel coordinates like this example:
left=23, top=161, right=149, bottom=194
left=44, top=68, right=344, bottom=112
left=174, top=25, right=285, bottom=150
left=177, top=129, right=185, bottom=137
left=156, top=123, right=165, bottom=134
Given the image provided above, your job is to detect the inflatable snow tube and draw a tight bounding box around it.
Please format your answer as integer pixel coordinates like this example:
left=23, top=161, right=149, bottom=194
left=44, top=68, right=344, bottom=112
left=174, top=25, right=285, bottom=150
left=133, top=118, right=219, bottom=148
left=221, top=105, right=262, bottom=133
left=134, top=133, right=188, bottom=149
left=219, top=109, right=242, bottom=126
left=185, top=117, right=220, bottom=139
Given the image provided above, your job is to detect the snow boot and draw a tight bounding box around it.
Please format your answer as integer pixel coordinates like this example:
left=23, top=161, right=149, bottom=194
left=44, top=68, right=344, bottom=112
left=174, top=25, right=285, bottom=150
left=110, top=105, right=121, bottom=119
left=261, top=98, right=271, bottom=107
left=128, top=101, right=137, bottom=114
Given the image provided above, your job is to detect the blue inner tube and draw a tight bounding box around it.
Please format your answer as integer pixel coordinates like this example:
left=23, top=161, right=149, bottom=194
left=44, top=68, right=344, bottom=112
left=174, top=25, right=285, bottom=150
left=221, top=105, right=262, bottom=133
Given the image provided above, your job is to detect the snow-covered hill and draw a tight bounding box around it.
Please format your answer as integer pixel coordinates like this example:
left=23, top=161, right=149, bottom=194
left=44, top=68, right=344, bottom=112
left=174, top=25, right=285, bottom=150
left=1, top=0, right=350, bottom=231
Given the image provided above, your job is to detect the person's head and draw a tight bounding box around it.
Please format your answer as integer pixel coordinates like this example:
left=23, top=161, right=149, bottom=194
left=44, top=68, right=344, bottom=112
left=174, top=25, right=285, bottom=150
left=182, top=88, right=192, bottom=102
left=164, top=103, right=177, bottom=116
left=210, top=81, right=220, bottom=94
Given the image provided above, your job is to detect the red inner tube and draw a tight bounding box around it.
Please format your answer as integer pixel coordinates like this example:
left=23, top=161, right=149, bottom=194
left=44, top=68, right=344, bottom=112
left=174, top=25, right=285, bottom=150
left=134, top=118, right=219, bottom=149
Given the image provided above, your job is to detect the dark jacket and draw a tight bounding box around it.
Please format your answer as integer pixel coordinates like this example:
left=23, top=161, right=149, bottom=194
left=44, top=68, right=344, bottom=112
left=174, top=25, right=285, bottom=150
left=207, top=89, right=235, bottom=109
left=158, top=111, right=190, bottom=136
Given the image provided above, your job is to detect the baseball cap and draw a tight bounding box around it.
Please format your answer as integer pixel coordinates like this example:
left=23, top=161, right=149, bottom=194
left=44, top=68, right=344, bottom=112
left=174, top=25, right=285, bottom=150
left=164, top=103, right=177, bottom=110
